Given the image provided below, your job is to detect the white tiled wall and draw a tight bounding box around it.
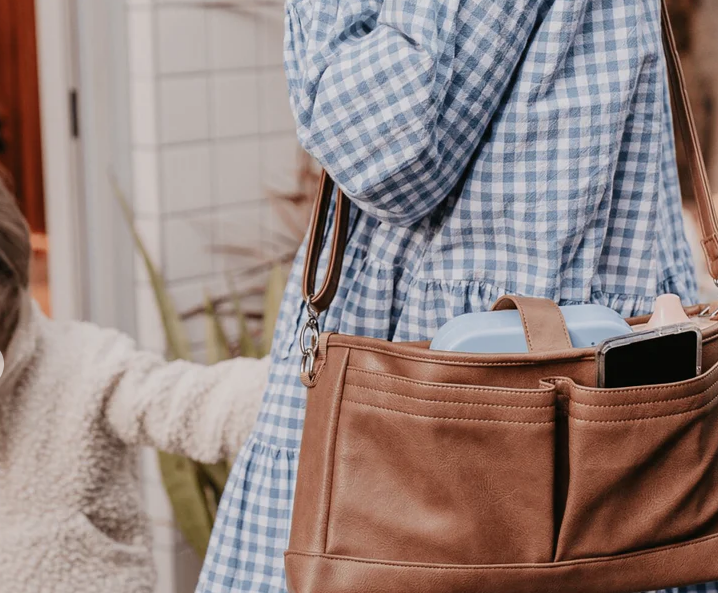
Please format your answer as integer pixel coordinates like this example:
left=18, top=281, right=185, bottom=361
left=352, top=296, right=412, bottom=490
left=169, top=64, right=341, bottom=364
left=125, top=0, right=301, bottom=591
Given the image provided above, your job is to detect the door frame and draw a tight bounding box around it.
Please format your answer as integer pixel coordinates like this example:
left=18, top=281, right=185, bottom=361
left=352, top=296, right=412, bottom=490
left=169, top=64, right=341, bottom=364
left=34, top=0, right=86, bottom=321
left=34, top=0, right=136, bottom=332
left=71, top=0, right=136, bottom=334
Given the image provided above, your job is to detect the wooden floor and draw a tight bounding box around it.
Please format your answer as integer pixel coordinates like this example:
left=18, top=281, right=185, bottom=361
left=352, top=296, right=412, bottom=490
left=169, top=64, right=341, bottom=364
left=30, top=232, right=50, bottom=316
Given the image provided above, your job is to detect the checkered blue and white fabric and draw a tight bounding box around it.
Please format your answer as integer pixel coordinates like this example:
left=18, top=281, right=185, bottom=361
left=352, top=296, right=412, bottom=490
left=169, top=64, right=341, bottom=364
left=198, top=0, right=704, bottom=591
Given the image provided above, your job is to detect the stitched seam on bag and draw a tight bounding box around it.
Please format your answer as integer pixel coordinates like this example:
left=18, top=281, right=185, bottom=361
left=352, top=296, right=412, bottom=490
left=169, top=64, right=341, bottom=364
left=572, top=389, right=713, bottom=409
left=286, top=530, right=718, bottom=568
left=346, top=366, right=555, bottom=395
left=343, top=399, right=553, bottom=424
left=345, top=382, right=554, bottom=409
left=341, top=343, right=593, bottom=366
left=571, top=392, right=718, bottom=423
left=556, top=306, right=573, bottom=349
left=334, top=315, right=718, bottom=365
left=570, top=368, right=718, bottom=397
left=323, top=349, right=351, bottom=554
left=515, top=301, right=534, bottom=351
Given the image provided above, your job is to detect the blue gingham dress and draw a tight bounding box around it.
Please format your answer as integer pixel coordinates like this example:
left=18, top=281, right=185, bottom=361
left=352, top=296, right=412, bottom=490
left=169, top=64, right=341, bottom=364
left=198, top=0, right=705, bottom=591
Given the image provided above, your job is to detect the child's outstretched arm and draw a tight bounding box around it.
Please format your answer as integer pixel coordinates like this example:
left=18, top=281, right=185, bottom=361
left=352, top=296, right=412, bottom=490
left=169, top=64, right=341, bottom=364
left=103, top=333, right=270, bottom=463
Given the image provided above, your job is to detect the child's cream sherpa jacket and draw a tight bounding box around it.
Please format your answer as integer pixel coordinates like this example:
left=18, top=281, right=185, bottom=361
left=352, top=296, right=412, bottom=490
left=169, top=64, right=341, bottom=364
left=0, top=297, right=269, bottom=593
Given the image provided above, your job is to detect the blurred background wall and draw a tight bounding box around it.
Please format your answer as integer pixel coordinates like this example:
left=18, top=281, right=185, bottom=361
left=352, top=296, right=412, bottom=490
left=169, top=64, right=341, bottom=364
left=125, top=0, right=300, bottom=360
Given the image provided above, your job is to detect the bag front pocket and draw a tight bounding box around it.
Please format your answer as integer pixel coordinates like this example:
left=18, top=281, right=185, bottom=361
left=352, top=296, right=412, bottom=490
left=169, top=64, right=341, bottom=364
left=324, top=368, right=557, bottom=565
left=555, top=363, right=718, bottom=561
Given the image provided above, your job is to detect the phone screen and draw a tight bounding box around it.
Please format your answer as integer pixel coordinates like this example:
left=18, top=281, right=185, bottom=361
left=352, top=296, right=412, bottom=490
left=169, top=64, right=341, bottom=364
left=601, top=329, right=701, bottom=389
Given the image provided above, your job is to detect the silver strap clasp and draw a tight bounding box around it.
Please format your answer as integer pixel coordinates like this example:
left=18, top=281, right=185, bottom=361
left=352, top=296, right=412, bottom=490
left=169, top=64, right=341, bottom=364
left=299, top=296, right=320, bottom=379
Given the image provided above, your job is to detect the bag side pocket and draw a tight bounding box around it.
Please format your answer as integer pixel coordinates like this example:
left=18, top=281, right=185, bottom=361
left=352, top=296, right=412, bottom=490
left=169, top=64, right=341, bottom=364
left=555, top=364, right=718, bottom=561
left=325, top=368, right=558, bottom=565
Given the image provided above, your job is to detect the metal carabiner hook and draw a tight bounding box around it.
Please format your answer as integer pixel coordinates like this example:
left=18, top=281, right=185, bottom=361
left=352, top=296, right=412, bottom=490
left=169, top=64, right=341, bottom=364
left=299, top=295, right=321, bottom=379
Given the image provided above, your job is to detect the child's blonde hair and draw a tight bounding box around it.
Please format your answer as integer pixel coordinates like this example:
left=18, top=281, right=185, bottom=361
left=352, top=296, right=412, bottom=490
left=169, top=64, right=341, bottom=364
left=0, top=169, right=31, bottom=352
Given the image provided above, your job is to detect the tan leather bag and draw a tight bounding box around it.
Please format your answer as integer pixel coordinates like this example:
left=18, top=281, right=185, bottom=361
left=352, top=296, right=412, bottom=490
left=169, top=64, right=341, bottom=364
left=285, top=3, right=718, bottom=591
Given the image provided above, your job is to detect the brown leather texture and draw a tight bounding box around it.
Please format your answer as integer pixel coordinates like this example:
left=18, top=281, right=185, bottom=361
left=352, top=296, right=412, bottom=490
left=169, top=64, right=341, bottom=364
left=302, top=172, right=351, bottom=313
left=287, top=3, right=718, bottom=592
left=287, top=323, right=718, bottom=593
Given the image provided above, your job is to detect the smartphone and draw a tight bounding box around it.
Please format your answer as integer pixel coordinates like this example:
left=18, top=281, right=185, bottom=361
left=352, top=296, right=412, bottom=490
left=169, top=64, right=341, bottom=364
left=596, top=323, right=702, bottom=389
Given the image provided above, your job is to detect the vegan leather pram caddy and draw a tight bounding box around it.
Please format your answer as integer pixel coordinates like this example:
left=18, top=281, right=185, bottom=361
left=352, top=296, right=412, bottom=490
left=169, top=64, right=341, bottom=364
left=285, top=2, right=718, bottom=591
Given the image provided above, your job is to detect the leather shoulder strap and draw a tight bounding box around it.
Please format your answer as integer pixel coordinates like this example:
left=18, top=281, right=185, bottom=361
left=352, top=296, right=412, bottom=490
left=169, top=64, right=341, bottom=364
left=301, top=172, right=350, bottom=312
left=303, top=0, right=718, bottom=313
left=661, top=0, right=718, bottom=279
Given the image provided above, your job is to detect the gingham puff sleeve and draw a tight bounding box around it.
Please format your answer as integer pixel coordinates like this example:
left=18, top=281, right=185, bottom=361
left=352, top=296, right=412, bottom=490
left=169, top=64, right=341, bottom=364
left=285, top=0, right=543, bottom=226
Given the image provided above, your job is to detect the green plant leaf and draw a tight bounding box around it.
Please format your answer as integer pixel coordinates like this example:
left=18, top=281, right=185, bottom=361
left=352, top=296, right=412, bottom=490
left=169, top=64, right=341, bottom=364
left=262, top=264, right=287, bottom=356
left=197, top=461, right=230, bottom=519
left=227, top=285, right=259, bottom=359
left=158, top=452, right=214, bottom=557
left=110, top=175, right=191, bottom=361
left=201, top=461, right=231, bottom=494
left=204, top=292, right=231, bottom=364
left=237, top=307, right=259, bottom=359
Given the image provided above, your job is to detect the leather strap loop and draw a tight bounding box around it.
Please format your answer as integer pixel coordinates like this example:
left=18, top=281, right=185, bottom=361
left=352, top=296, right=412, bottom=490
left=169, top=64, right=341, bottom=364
left=301, top=173, right=350, bottom=313
left=491, top=295, right=573, bottom=352
left=302, top=1, right=718, bottom=313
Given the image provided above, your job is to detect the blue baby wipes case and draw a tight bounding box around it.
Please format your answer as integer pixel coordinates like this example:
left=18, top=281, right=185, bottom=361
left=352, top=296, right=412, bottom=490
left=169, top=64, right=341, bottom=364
left=430, top=304, right=632, bottom=354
